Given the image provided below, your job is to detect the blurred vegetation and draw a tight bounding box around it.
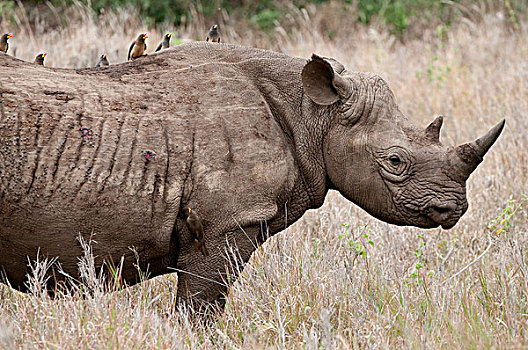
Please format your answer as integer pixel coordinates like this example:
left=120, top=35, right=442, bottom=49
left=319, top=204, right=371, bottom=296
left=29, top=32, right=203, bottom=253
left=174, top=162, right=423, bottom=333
left=355, top=0, right=450, bottom=37
left=1, top=0, right=527, bottom=38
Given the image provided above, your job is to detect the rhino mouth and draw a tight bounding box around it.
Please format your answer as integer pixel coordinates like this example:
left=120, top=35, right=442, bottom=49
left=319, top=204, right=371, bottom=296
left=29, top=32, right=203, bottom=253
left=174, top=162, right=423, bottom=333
left=395, top=192, right=466, bottom=229
left=440, top=221, right=457, bottom=230
left=393, top=201, right=463, bottom=229
left=416, top=203, right=464, bottom=230
left=411, top=214, right=458, bottom=230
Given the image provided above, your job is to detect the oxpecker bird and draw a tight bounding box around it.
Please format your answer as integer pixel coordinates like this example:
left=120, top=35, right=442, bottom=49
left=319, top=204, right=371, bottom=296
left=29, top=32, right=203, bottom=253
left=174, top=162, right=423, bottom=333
left=34, top=53, right=46, bottom=65
left=0, top=33, right=12, bottom=54
left=95, top=54, right=109, bottom=67
left=155, top=32, right=173, bottom=52
left=206, top=24, right=221, bottom=43
left=186, top=208, right=209, bottom=257
left=128, top=33, right=148, bottom=61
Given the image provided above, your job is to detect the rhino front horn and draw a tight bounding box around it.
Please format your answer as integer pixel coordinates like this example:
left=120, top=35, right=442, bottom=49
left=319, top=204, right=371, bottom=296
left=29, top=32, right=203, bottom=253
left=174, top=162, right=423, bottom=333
left=466, top=119, right=505, bottom=158
left=454, top=119, right=505, bottom=178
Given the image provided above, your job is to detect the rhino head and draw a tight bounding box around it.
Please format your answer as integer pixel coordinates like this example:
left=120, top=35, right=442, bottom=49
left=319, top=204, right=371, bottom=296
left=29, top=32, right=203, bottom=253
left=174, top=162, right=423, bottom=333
left=302, top=55, right=504, bottom=229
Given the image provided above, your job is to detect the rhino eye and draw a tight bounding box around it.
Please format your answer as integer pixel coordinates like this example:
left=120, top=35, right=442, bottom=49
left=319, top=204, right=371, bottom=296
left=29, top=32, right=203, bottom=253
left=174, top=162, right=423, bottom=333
left=376, top=147, right=411, bottom=182
left=389, top=155, right=401, bottom=166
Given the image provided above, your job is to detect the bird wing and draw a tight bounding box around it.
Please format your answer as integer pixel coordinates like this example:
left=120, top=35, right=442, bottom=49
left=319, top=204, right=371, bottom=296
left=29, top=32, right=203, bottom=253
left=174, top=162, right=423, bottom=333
left=206, top=36, right=209, bottom=41
left=155, top=42, right=162, bottom=52
left=127, top=42, right=134, bottom=60
left=144, top=43, right=147, bottom=51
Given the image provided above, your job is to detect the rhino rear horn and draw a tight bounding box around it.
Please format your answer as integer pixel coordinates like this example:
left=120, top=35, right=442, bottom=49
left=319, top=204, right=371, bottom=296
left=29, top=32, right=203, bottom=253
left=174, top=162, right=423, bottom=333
left=425, top=116, right=443, bottom=142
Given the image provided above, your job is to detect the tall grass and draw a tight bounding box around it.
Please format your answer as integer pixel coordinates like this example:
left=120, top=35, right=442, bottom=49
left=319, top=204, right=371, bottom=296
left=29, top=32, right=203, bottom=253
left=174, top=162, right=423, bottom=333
left=0, top=2, right=527, bottom=348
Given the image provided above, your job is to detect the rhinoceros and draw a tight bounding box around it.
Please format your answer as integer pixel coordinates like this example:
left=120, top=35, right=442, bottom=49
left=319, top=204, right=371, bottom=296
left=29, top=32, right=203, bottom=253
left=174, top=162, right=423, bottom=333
left=0, top=42, right=504, bottom=306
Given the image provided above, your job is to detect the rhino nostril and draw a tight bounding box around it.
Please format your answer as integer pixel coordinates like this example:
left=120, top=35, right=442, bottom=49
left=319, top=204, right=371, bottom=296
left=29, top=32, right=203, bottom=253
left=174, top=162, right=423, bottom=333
left=427, top=203, right=457, bottom=223
left=432, top=206, right=451, bottom=214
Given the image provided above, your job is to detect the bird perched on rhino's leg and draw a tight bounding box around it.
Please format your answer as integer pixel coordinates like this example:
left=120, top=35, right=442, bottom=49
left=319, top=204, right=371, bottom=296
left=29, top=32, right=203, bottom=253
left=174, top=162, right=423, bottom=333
left=0, top=33, right=12, bottom=54
left=128, top=33, right=148, bottom=61
left=95, top=54, right=109, bottom=67
left=155, top=32, right=172, bottom=52
left=206, top=24, right=221, bottom=43
left=34, top=53, right=46, bottom=65
left=186, top=207, right=209, bottom=257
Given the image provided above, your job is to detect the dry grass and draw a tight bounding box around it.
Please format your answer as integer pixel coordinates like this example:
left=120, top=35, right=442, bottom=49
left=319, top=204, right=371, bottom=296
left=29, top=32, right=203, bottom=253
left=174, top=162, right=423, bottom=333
left=1, top=2, right=527, bottom=349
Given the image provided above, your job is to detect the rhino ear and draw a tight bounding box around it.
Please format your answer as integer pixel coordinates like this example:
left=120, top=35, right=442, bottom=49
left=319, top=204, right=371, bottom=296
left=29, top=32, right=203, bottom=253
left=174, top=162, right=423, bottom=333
left=302, top=54, right=351, bottom=106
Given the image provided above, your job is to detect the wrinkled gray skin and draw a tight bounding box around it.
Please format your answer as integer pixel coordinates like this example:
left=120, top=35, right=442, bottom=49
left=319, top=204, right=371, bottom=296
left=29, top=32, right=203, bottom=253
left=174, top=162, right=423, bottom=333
left=0, top=42, right=504, bottom=307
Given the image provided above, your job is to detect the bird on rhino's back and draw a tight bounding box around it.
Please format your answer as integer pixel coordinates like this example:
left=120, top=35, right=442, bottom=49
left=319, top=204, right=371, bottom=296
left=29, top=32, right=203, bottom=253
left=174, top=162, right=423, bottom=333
left=0, top=42, right=504, bottom=308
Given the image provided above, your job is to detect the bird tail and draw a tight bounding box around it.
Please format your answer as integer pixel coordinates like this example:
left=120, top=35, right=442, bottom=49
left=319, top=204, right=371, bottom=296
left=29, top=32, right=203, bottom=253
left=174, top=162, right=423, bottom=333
left=194, top=239, right=209, bottom=257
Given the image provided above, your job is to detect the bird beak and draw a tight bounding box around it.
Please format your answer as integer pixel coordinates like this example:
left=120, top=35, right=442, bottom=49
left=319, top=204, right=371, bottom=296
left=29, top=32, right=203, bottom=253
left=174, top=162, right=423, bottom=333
left=188, top=208, right=191, bottom=214
left=42, top=53, right=47, bottom=57
left=168, top=33, right=173, bottom=38
left=143, top=34, right=148, bottom=39
left=102, top=55, right=106, bottom=59
left=213, top=25, right=218, bottom=29
left=7, top=34, right=12, bottom=39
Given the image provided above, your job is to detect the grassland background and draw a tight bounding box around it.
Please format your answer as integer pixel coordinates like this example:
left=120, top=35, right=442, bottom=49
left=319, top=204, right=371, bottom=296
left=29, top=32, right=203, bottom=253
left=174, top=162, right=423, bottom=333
left=0, top=0, right=527, bottom=348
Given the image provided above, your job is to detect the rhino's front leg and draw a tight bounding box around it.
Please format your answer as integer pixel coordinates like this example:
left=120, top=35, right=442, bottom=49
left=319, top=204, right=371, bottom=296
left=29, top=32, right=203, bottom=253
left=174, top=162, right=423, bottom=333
left=175, top=221, right=262, bottom=309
